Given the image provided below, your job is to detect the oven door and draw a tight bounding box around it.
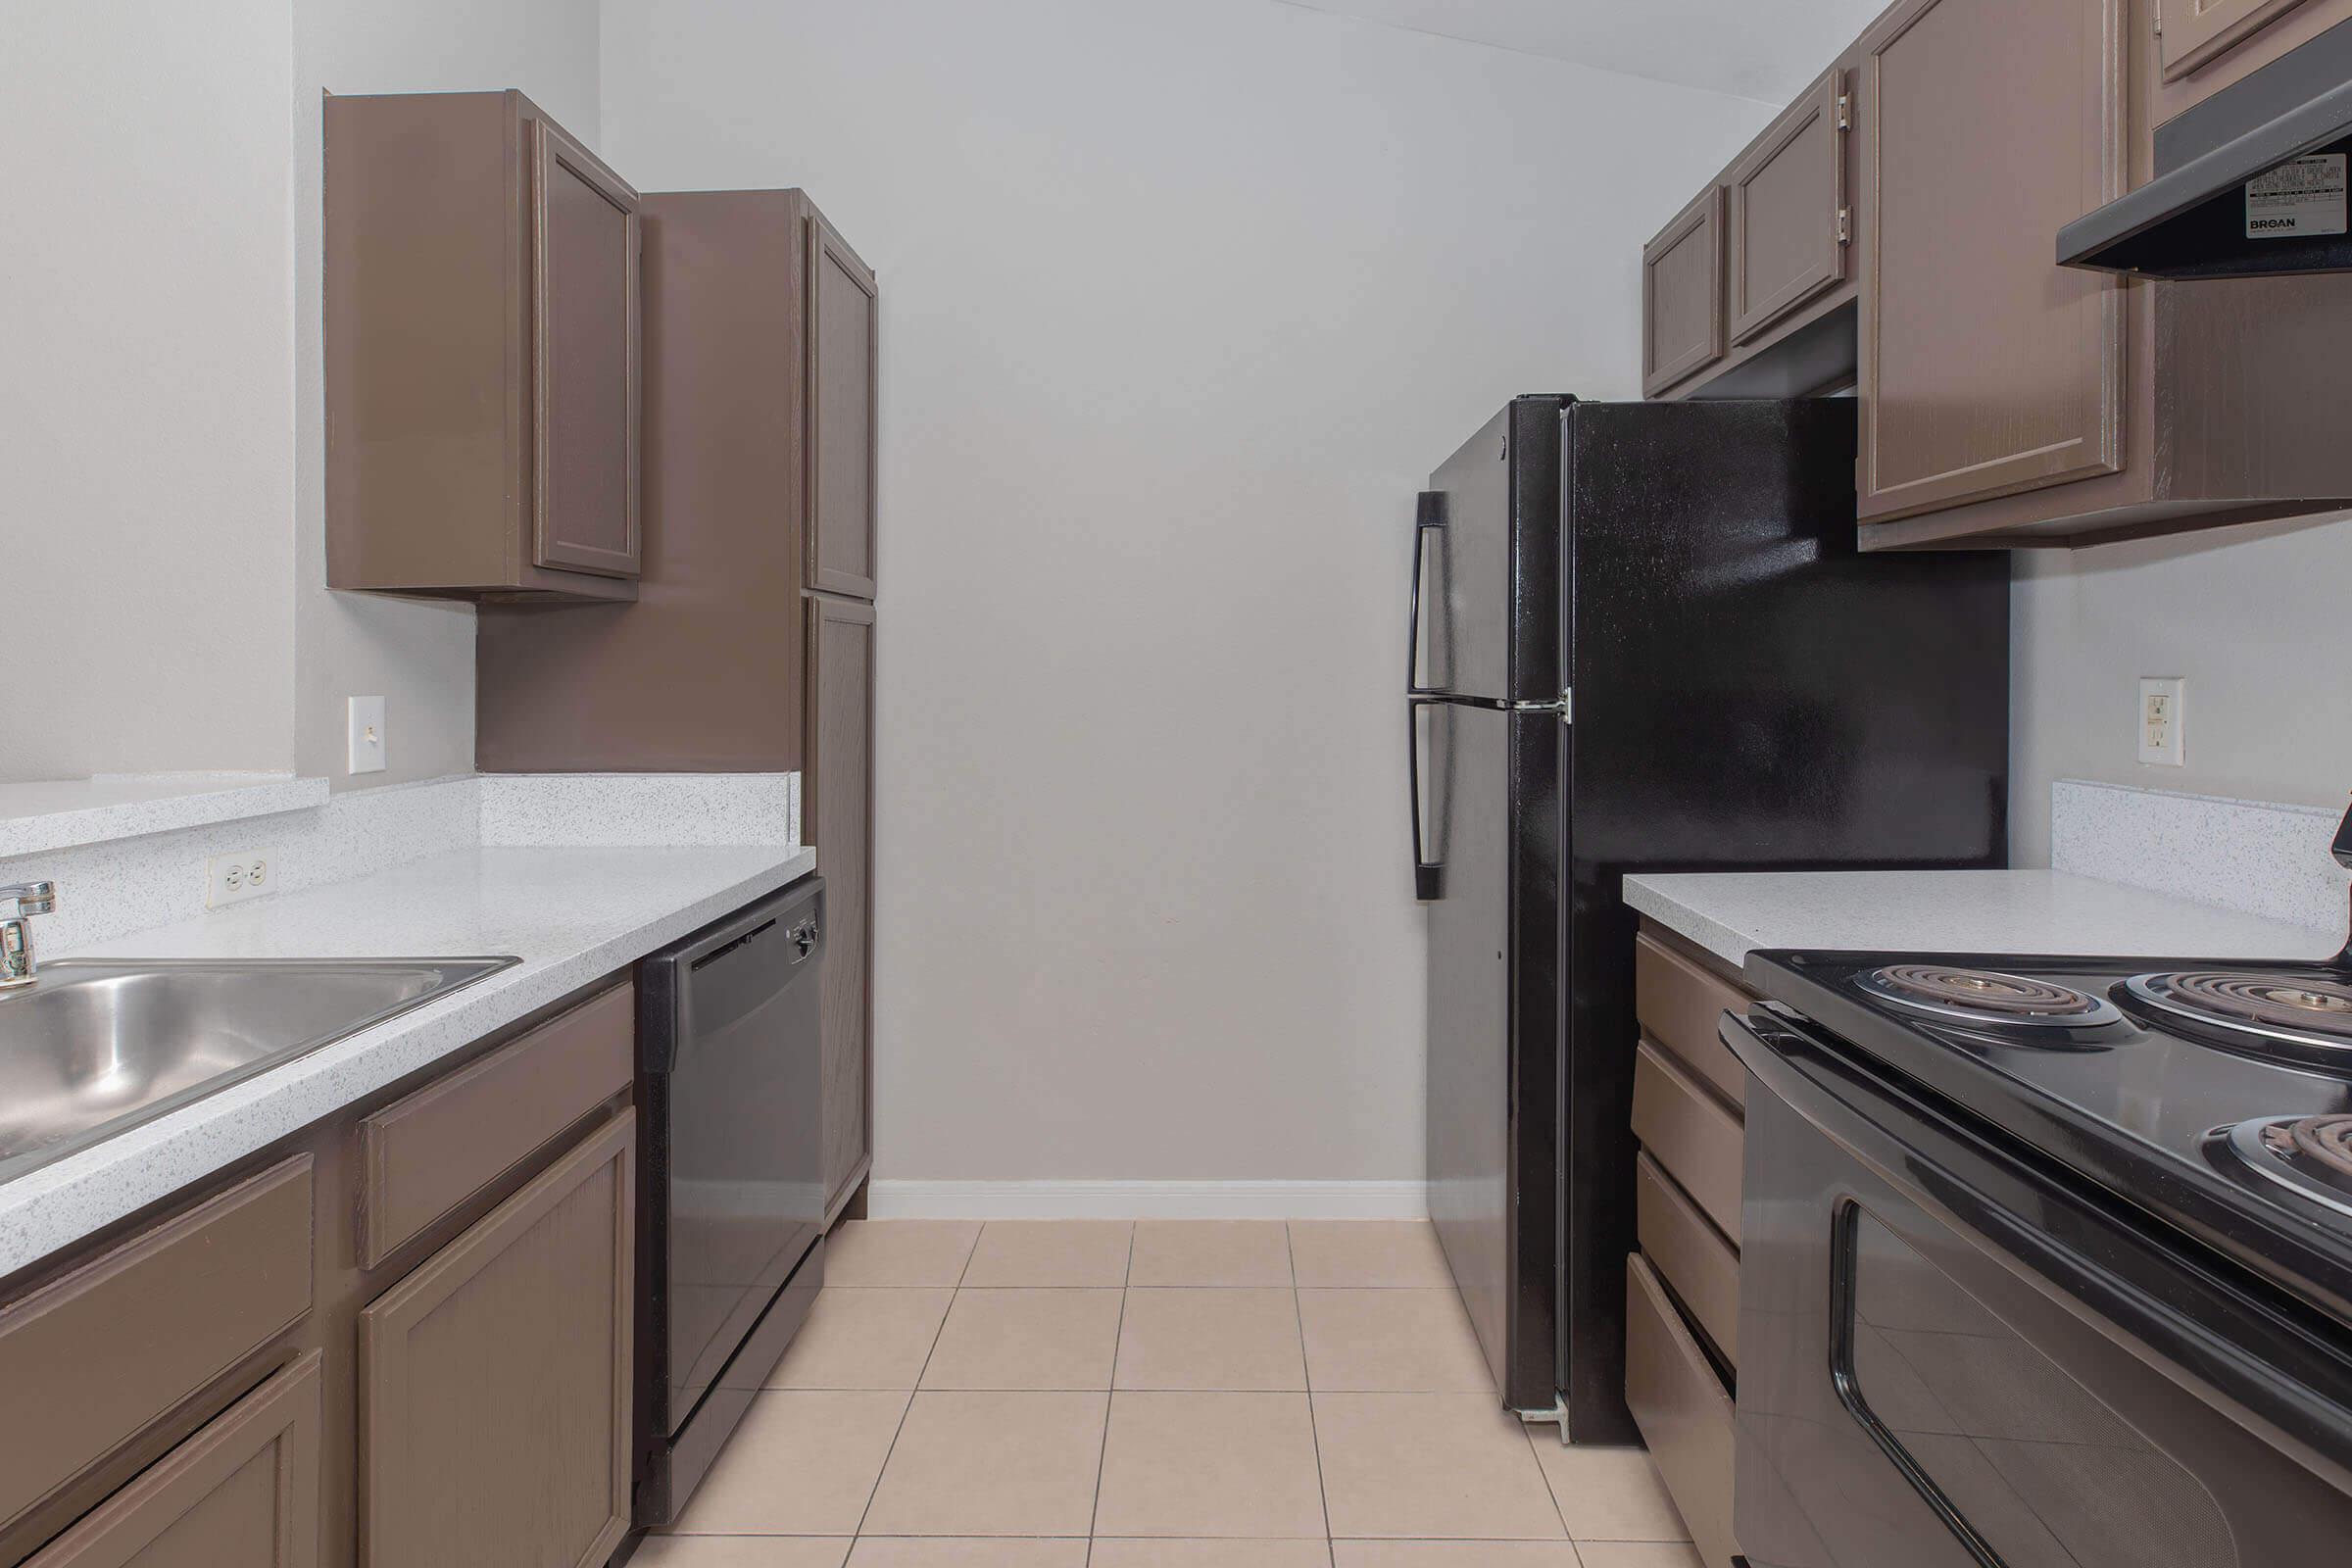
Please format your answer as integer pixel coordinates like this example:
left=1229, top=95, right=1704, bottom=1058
left=1725, top=1006, right=2352, bottom=1568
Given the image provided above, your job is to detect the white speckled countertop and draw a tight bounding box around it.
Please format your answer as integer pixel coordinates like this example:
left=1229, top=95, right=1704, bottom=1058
left=1624, top=868, right=2341, bottom=976
left=0, top=841, right=814, bottom=1278
left=0, top=773, right=329, bottom=858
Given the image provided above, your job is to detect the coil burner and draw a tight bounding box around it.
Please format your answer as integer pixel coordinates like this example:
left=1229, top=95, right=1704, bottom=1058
left=2122, top=971, right=2352, bottom=1067
left=2222, top=1114, right=2352, bottom=1218
left=1854, top=965, right=2124, bottom=1030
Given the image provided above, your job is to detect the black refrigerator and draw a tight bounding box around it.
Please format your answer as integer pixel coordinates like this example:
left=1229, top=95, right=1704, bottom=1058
left=1409, top=396, right=2009, bottom=1439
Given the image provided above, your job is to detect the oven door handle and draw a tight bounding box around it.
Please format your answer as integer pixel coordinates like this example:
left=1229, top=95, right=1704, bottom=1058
left=1724, top=1006, right=2352, bottom=1484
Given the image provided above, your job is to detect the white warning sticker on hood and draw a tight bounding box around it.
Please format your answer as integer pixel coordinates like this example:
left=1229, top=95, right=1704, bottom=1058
left=2246, top=154, right=2348, bottom=239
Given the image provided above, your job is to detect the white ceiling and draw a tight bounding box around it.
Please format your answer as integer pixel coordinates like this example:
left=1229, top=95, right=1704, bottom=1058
left=1280, top=0, right=1888, bottom=104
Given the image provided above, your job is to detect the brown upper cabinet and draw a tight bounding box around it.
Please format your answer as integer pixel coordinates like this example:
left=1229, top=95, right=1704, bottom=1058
left=1642, top=188, right=1727, bottom=397
left=327, top=90, right=642, bottom=603
left=1729, top=68, right=1851, bottom=347
left=477, top=188, right=880, bottom=771
left=1856, top=0, right=2129, bottom=524
left=2153, top=0, right=2352, bottom=115
left=808, top=213, right=880, bottom=600
left=1643, top=0, right=2352, bottom=547
left=1647, top=53, right=1862, bottom=404
left=2161, top=0, right=2316, bottom=79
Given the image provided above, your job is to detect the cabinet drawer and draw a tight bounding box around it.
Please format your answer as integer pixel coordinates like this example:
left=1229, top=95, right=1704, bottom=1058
left=1626, top=1253, right=1738, bottom=1568
left=26, top=1350, right=322, bottom=1568
left=1634, top=932, right=1748, bottom=1109
left=1636, top=1153, right=1740, bottom=1367
left=1632, top=1041, right=1743, bottom=1246
left=359, top=983, right=632, bottom=1268
left=0, top=1157, right=314, bottom=1533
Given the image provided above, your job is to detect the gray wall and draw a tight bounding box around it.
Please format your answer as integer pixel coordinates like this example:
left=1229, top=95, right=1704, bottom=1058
left=599, top=0, right=1772, bottom=1185
left=1, top=0, right=298, bottom=781
left=292, top=0, right=603, bottom=789
left=1, top=0, right=600, bottom=790
left=2011, top=512, right=2352, bottom=864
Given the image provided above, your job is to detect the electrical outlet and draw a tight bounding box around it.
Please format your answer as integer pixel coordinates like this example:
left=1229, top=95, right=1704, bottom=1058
left=2138, top=677, right=2186, bottom=767
left=348, top=695, right=387, bottom=775
left=207, top=850, right=274, bottom=908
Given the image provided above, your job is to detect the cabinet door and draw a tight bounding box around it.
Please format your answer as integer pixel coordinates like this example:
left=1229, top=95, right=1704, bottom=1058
left=532, top=115, right=642, bottom=579
left=1858, top=0, right=2127, bottom=522
left=2160, top=0, right=2312, bottom=78
left=27, top=1352, right=320, bottom=1568
left=1642, top=188, right=1726, bottom=396
left=807, top=594, right=875, bottom=1216
left=1729, top=69, right=1849, bottom=346
left=807, top=213, right=879, bottom=600
left=360, top=1112, right=634, bottom=1568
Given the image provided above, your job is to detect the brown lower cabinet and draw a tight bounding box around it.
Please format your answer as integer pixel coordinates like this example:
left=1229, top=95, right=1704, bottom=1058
left=360, top=1112, right=633, bottom=1568
left=807, top=592, right=877, bottom=1219
left=1627, top=921, right=1755, bottom=1568
left=1626, top=1256, right=1737, bottom=1568
left=0, top=979, right=637, bottom=1568
left=25, top=1352, right=322, bottom=1568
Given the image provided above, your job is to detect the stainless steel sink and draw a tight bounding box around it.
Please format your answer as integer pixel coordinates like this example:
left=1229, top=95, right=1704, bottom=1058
left=0, top=956, right=517, bottom=1182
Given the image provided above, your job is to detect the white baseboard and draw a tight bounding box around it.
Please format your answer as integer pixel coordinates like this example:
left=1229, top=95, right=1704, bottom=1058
left=864, top=1180, right=1428, bottom=1221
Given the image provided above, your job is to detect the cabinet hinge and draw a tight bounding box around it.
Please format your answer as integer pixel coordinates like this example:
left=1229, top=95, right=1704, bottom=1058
left=1836, top=206, right=1852, bottom=245
left=1836, top=92, right=1853, bottom=131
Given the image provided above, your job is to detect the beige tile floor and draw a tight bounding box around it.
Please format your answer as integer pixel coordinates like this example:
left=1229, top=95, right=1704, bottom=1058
left=643, top=1220, right=1701, bottom=1568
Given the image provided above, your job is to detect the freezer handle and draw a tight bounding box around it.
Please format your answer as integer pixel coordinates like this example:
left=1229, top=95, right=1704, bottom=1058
left=1408, top=697, right=1443, bottom=902
left=1407, top=491, right=1447, bottom=698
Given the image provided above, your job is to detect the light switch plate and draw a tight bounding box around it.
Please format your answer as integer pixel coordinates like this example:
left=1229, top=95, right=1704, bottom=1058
left=348, top=695, right=387, bottom=775
left=2137, top=677, right=2185, bottom=767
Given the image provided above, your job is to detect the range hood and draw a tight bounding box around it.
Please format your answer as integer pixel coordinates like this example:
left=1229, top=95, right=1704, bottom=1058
left=2061, top=15, right=2352, bottom=277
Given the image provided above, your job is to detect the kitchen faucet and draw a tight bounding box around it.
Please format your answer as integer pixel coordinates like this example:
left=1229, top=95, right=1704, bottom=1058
left=0, top=882, right=56, bottom=990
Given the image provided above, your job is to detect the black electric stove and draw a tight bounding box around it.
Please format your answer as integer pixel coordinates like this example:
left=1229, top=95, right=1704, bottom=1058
left=1746, top=948, right=2352, bottom=1323
left=1725, top=942, right=2352, bottom=1568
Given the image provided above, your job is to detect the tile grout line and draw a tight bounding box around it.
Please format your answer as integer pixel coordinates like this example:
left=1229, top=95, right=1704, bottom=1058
left=1284, top=1221, right=1339, bottom=1564
left=843, top=1222, right=978, bottom=1546
left=1084, top=1223, right=1138, bottom=1565
left=1524, top=1418, right=1575, bottom=1543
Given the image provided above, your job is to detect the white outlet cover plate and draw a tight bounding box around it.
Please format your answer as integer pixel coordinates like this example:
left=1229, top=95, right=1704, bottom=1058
left=206, top=850, right=273, bottom=908
left=2137, top=677, right=2185, bottom=767
left=348, top=695, right=387, bottom=775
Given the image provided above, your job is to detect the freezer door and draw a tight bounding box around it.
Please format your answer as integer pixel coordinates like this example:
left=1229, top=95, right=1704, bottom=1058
left=1425, top=702, right=1565, bottom=1414
left=1421, top=399, right=1566, bottom=706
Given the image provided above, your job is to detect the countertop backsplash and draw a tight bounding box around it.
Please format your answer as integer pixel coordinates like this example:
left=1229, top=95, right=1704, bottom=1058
left=2049, top=779, right=2351, bottom=933
left=0, top=772, right=801, bottom=954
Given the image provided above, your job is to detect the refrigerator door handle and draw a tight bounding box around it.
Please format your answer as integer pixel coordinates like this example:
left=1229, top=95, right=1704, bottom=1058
left=1408, top=491, right=1448, bottom=697
left=1409, top=697, right=1444, bottom=902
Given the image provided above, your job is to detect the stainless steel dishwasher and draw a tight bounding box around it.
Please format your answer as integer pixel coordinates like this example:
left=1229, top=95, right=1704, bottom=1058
left=633, top=875, right=825, bottom=1527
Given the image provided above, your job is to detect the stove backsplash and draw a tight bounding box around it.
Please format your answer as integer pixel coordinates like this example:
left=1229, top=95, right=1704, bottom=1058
left=2050, top=779, right=2352, bottom=933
